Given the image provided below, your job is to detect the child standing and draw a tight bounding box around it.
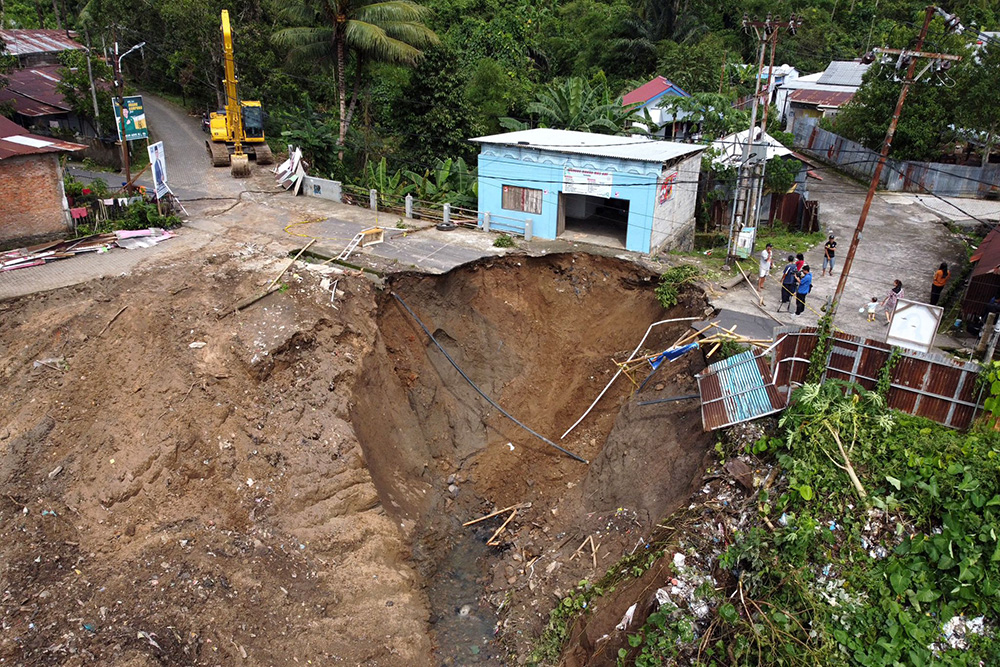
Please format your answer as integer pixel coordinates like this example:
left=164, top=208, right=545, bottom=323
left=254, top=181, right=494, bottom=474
left=866, top=297, right=878, bottom=322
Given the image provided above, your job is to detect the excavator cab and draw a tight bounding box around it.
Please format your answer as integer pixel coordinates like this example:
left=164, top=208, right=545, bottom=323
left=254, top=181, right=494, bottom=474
left=240, top=102, right=264, bottom=139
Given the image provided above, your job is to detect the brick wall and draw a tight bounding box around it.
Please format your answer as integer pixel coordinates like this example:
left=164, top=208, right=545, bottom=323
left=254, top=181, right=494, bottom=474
left=0, top=153, right=70, bottom=246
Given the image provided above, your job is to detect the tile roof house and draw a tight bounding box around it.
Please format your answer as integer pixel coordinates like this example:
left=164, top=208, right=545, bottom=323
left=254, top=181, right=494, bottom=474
left=0, top=115, right=85, bottom=246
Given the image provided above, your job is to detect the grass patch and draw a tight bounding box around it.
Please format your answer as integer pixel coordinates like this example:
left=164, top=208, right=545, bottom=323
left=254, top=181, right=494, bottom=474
left=755, top=225, right=825, bottom=255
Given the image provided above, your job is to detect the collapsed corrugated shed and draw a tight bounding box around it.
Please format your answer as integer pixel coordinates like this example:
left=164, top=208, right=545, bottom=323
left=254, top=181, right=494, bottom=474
left=788, top=88, right=856, bottom=109
left=696, top=349, right=785, bottom=430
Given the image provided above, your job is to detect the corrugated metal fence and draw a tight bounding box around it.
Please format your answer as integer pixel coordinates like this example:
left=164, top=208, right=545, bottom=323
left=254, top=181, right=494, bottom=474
left=794, top=121, right=1000, bottom=198
left=772, top=326, right=983, bottom=429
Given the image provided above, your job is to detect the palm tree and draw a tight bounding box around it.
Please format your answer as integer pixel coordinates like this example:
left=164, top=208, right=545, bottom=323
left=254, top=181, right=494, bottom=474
left=273, top=0, right=437, bottom=157
left=504, top=77, right=646, bottom=135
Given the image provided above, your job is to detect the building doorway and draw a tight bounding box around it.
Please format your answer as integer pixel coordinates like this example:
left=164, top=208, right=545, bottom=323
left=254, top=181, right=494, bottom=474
left=557, top=192, right=629, bottom=248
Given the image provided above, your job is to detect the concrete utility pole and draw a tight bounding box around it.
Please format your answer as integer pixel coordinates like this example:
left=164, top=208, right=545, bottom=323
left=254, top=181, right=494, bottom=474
left=829, top=5, right=962, bottom=324
left=725, top=15, right=800, bottom=266
left=112, top=35, right=144, bottom=195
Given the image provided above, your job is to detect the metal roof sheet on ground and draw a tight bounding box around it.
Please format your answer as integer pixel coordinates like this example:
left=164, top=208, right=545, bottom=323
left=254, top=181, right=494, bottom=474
left=696, top=349, right=785, bottom=430
left=693, top=309, right=777, bottom=343
left=470, top=128, right=705, bottom=164
left=0, top=115, right=84, bottom=160
left=816, top=61, right=870, bottom=87
left=0, top=29, right=84, bottom=56
left=789, top=89, right=856, bottom=108
left=621, top=76, right=690, bottom=106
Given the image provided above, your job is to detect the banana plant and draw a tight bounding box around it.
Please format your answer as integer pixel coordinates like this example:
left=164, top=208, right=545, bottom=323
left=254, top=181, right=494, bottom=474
left=364, top=157, right=412, bottom=200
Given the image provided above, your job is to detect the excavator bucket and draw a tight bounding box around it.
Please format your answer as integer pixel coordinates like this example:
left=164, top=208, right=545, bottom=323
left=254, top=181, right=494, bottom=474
left=230, top=153, right=251, bottom=178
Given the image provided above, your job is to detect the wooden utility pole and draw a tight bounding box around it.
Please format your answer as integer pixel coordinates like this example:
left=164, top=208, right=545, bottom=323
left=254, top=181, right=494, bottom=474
left=829, top=6, right=962, bottom=324
left=112, top=35, right=132, bottom=195
left=725, top=15, right=800, bottom=266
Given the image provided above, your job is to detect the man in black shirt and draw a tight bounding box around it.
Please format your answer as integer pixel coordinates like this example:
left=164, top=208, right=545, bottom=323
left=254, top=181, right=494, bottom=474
left=822, top=235, right=837, bottom=276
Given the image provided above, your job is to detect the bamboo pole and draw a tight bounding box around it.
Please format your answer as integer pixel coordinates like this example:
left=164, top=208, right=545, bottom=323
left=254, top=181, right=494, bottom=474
left=462, top=502, right=531, bottom=527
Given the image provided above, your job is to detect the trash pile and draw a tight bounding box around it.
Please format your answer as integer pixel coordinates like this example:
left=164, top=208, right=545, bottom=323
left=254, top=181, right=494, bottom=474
left=1, top=228, right=175, bottom=272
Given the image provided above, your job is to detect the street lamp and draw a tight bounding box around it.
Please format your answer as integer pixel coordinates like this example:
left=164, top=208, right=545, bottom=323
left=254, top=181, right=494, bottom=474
left=114, top=41, right=144, bottom=195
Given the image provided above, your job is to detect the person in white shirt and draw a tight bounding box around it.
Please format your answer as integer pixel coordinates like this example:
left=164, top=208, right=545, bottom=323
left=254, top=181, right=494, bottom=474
left=757, top=243, right=773, bottom=292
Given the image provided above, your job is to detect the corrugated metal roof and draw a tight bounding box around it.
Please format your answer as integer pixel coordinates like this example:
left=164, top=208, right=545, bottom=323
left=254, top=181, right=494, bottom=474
left=470, top=128, right=705, bottom=164
left=0, top=29, right=84, bottom=56
left=789, top=88, right=855, bottom=108
left=0, top=65, right=71, bottom=116
left=0, top=115, right=84, bottom=160
left=622, top=76, right=689, bottom=106
left=817, top=61, right=870, bottom=87
left=711, top=129, right=793, bottom=167
left=971, top=227, right=1000, bottom=276
left=696, top=350, right=784, bottom=430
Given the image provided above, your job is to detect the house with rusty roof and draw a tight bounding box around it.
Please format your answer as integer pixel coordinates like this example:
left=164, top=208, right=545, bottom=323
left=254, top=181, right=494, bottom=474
left=776, top=61, right=871, bottom=133
left=0, top=115, right=85, bottom=246
left=0, top=30, right=101, bottom=136
left=0, top=29, right=84, bottom=67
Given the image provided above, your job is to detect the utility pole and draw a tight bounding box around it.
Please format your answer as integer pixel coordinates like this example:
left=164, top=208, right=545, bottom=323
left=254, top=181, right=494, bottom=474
left=725, top=15, right=800, bottom=266
left=112, top=34, right=144, bottom=195
left=83, top=28, right=100, bottom=131
left=829, top=5, right=962, bottom=323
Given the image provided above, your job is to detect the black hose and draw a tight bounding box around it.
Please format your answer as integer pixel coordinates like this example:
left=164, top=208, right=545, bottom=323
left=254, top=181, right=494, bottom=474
left=391, top=292, right=588, bottom=464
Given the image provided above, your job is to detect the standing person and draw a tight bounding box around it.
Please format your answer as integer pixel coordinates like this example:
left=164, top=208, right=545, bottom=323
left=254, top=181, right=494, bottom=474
left=930, top=262, right=950, bottom=306
left=822, top=234, right=837, bottom=276
left=866, top=297, right=878, bottom=322
left=794, top=265, right=812, bottom=316
left=778, top=255, right=797, bottom=312
left=757, top=243, right=774, bottom=293
left=795, top=253, right=805, bottom=272
left=881, top=279, right=904, bottom=326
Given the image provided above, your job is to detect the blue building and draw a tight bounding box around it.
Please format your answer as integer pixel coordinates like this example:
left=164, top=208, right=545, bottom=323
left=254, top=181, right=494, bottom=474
left=471, top=128, right=705, bottom=254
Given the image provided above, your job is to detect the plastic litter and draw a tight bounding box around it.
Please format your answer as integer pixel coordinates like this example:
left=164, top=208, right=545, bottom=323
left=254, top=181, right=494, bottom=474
left=616, top=603, right=637, bottom=631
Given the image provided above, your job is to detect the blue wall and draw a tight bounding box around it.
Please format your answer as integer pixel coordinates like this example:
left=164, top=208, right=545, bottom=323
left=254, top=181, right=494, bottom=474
left=476, top=145, right=664, bottom=253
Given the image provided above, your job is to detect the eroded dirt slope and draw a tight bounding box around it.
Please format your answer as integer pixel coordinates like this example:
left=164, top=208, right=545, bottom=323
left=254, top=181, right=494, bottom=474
left=0, top=242, right=430, bottom=665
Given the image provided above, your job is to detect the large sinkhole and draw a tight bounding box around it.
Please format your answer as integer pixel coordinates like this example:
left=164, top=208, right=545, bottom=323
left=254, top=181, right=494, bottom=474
left=350, top=253, right=714, bottom=663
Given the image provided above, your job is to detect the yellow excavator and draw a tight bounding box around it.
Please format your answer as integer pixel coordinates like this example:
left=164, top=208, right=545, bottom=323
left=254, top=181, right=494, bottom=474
left=207, top=9, right=272, bottom=177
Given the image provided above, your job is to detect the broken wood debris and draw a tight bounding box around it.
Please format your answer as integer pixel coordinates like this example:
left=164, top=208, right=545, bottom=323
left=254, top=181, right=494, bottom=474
left=462, top=502, right=531, bottom=527
left=1, top=229, right=175, bottom=272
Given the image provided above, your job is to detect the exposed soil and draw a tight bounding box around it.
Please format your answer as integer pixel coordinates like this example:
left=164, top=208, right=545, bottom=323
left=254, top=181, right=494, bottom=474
left=0, top=247, right=715, bottom=665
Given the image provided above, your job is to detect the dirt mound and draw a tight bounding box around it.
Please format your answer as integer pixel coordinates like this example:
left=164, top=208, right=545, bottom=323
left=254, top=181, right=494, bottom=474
left=0, top=243, right=429, bottom=665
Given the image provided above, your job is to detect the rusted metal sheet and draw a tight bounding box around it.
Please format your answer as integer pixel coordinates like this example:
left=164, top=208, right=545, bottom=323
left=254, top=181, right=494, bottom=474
left=0, top=115, right=85, bottom=160
left=697, top=350, right=785, bottom=430
left=794, top=120, right=1000, bottom=197
left=0, top=30, right=84, bottom=57
left=771, top=326, right=984, bottom=429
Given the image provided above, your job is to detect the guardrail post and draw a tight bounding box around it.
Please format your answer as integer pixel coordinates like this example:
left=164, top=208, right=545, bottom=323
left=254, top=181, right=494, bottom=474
left=482, top=212, right=491, bottom=232
left=369, top=188, right=378, bottom=211
left=524, top=218, right=533, bottom=242
left=443, top=203, right=451, bottom=225
left=405, top=194, right=413, bottom=219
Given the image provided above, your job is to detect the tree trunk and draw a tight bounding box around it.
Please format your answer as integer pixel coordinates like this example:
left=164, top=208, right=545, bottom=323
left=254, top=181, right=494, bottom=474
left=344, top=59, right=363, bottom=137
left=50, top=0, right=60, bottom=28
left=337, top=36, right=347, bottom=162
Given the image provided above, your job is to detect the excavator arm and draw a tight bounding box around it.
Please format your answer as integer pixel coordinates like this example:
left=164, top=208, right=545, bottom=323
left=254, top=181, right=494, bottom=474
left=219, top=9, right=249, bottom=176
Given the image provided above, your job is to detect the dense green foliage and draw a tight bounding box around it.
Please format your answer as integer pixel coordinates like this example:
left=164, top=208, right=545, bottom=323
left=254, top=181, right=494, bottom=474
left=620, top=381, right=1000, bottom=665
left=4, top=0, right=1000, bottom=190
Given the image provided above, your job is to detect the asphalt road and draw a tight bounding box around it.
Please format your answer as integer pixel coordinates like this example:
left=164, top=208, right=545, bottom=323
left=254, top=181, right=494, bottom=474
left=68, top=94, right=247, bottom=202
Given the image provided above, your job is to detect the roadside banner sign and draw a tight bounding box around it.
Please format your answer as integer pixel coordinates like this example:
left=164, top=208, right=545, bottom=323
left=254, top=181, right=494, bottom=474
left=112, top=95, right=148, bottom=141
left=147, top=141, right=169, bottom=199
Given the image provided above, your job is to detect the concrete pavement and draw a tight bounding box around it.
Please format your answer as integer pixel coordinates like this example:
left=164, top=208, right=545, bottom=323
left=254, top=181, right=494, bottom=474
left=711, top=169, right=971, bottom=346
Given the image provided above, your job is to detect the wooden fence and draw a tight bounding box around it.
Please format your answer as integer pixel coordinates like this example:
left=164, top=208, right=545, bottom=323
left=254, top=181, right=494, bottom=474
left=772, top=327, right=983, bottom=430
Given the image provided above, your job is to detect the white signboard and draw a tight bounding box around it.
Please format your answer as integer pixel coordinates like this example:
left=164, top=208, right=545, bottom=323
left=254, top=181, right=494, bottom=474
left=735, top=226, right=757, bottom=260
left=563, top=167, right=612, bottom=198
left=886, top=299, right=943, bottom=353
left=147, top=141, right=169, bottom=199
